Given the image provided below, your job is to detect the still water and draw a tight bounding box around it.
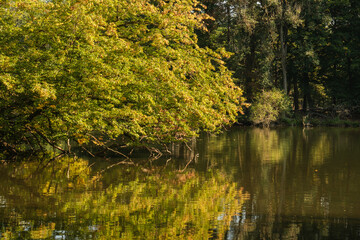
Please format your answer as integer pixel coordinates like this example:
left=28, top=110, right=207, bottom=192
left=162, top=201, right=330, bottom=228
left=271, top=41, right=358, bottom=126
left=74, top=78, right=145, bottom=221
left=1, top=127, right=360, bottom=239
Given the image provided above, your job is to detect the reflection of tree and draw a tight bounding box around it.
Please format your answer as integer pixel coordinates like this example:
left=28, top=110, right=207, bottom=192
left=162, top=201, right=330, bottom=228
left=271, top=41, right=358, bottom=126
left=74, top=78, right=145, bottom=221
left=1, top=127, right=360, bottom=239
left=0, top=156, right=97, bottom=239
left=249, top=128, right=291, bottom=164
left=0, top=156, right=249, bottom=239
left=191, top=127, right=360, bottom=239
left=72, top=171, right=248, bottom=239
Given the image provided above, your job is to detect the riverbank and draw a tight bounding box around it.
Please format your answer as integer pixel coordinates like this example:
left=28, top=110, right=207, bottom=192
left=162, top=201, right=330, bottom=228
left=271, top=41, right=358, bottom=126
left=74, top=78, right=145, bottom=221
left=238, top=109, right=360, bottom=127
left=281, top=115, right=360, bottom=127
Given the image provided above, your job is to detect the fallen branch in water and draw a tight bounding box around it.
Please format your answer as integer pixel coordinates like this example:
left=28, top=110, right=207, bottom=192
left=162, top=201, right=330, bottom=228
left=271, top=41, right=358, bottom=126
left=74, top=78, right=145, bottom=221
left=97, top=160, right=135, bottom=175
left=146, top=146, right=163, bottom=161
left=86, top=133, right=130, bottom=159
left=81, top=146, right=95, bottom=157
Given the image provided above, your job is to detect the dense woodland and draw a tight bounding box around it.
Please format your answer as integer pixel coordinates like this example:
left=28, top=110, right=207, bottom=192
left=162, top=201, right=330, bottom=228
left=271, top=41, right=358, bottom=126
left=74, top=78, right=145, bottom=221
left=198, top=0, right=360, bottom=111
left=0, top=0, right=359, bottom=155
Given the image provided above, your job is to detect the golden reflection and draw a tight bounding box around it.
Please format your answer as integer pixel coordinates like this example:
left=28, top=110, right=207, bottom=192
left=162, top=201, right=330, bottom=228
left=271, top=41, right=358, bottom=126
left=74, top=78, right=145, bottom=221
left=0, top=156, right=248, bottom=239
left=194, top=127, right=360, bottom=239
left=250, top=128, right=290, bottom=163
left=1, top=128, right=360, bottom=239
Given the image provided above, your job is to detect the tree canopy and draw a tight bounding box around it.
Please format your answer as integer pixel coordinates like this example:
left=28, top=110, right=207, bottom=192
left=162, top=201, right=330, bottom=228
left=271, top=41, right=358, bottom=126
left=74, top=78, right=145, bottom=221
left=0, top=0, right=244, bottom=154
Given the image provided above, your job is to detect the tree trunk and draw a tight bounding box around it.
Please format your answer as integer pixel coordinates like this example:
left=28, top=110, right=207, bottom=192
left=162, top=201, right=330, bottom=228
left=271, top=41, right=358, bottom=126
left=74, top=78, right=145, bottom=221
left=302, top=73, right=311, bottom=111
left=347, top=55, right=354, bottom=100
left=245, top=34, right=256, bottom=100
left=293, top=78, right=299, bottom=111
left=227, top=4, right=231, bottom=49
left=280, top=1, right=288, bottom=94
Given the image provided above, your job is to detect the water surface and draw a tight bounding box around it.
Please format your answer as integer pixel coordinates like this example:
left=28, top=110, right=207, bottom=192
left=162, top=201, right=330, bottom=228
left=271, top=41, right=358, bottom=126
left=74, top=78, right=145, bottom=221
left=1, top=127, right=360, bottom=239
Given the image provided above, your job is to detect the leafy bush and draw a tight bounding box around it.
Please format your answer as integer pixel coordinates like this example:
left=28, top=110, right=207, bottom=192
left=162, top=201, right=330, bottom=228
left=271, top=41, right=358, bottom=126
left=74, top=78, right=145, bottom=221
left=250, top=89, right=291, bottom=127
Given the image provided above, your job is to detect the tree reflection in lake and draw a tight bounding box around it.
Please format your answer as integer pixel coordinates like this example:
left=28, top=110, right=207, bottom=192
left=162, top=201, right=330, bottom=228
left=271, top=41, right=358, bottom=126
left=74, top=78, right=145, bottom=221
left=0, top=127, right=360, bottom=239
left=194, top=127, right=360, bottom=239
left=0, top=155, right=247, bottom=239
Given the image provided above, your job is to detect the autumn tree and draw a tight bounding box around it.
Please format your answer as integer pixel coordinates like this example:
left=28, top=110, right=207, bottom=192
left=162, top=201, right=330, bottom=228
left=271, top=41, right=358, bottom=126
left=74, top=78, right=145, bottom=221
left=0, top=0, right=244, bottom=154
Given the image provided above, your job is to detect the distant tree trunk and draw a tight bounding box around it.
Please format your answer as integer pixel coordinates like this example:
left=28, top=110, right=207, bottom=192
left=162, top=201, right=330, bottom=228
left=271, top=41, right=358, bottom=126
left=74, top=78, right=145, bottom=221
left=332, top=63, right=337, bottom=105
left=227, top=4, right=231, bottom=49
left=302, top=72, right=311, bottom=111
left=293, top=78, right=299, bottom=111
left=280, top=0, right=288, bottom=94
left=347, top=55, right=354, bottom=100
left=245, top=34, right=256, bottom=100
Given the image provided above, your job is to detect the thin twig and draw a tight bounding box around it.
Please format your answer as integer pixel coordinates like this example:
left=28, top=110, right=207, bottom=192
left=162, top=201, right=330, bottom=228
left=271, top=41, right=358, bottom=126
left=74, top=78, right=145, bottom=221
left=81, top=146, right=95, bottom=157
left=26, top=128, right=45, bottom=152
left=105, top=146, right=130, bottom=159
left=27, top=126, right=66, bottom=153
left=98, top=160, right=135, bottom=174
left=129, top=148, right=134, bottom=155
left=184, top=141, right=193, bottom=152
left=30, top=152, right=65, bottom=179
left=179, top=156, right=194, bottom=173
left=87, top=133, right=130, bottom=159
left=165, top=158, right=172, bottom=167
left=146, top=146, right=163, bottom=161
left=163, top=144, right=172, bottom=155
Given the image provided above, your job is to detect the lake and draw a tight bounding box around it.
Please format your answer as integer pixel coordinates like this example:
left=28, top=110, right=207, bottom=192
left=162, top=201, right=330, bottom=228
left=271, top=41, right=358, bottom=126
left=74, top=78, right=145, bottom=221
left=1, top=127, right=360, bottom=239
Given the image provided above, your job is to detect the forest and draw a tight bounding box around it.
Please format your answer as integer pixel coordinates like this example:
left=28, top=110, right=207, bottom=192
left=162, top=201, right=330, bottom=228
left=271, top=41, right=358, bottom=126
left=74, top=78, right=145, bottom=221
left=0, top=0, right=359, bottom=155
left=198, top=0, right=360, bottom=123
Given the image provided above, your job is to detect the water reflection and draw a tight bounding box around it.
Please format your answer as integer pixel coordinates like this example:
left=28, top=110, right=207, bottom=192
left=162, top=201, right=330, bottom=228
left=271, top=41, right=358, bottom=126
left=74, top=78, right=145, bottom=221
left=1, top=127, right=360, bottom=239
left=194, top=127, right=360, bottom=239
left=0, top=156, right=247, bottom=239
